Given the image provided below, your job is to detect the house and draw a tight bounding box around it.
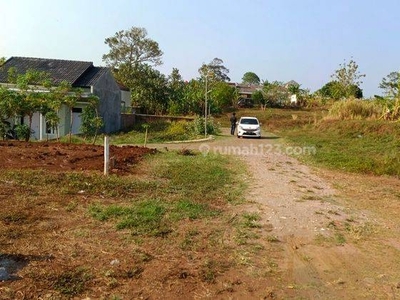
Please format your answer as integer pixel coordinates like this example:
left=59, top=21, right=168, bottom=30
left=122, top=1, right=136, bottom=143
left=228, top=82, right=262, bottom=100
left=0, top=56, right=130, bottom=140
left=284, top=80, right=300, bottom=89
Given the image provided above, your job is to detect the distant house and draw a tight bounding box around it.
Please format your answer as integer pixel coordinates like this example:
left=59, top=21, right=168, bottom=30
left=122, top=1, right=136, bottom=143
left=228, top=82, right=262, bottom=100
left=0, top=56, right=130, bottom=140
left=284, top=80, right=300, bottom=89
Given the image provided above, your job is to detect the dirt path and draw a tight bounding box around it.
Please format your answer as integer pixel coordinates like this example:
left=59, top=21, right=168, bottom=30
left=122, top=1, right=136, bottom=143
left=151, top=128, right=400, bottom=299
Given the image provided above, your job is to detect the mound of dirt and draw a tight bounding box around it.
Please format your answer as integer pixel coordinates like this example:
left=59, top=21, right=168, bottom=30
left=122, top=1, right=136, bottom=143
left=0, top=141, right=156, bottom=174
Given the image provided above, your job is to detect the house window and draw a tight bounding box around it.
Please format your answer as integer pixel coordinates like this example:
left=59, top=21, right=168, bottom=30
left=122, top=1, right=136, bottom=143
left=46, top=122, right=56, bottom=134
left=72, top=107, right=83, bottom=113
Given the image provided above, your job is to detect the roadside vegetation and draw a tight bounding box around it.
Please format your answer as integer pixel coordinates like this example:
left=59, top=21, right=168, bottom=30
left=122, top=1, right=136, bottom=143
left=232, top=96, right=399, bottom=178
left=112, top=116, right=220, bottom=145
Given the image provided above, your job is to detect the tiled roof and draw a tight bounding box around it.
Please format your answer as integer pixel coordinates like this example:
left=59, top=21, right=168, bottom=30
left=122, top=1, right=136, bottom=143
left=0, top=57, right=108, bottom=87
left=74, top=66, right=108, bottom=87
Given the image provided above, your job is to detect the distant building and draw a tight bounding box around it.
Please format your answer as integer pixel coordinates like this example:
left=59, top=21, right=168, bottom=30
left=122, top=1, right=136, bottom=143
left=0, top=56, right=129, bottom=140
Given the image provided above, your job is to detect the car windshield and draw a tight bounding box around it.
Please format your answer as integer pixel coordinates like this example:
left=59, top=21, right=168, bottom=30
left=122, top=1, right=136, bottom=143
left=240, top=118, right=258, bottom=125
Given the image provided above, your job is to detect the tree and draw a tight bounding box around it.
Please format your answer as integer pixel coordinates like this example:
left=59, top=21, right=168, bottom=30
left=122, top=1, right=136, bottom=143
left=379, top=71, right=400, bottom=98
left=167, top=68, right=187, bottom=115
left=14, top=69, right=52, bottom=141
left=287, top=83, right=300, bottom=95
left=242, top=72, right=260, bottom=85
left=198, top=58, right=230, bottom=82
left=317, top=81, right=363, bottom=100
left=182, top=79, right=205, bottom=115
left=103, top=27, right=166, bottom=114
left=262, top=81, right=289, bottom=107
left=102, top=27, right=163, bottom=74
left=130, top=65, right=168, bottom=114
left=252, top=90, right=264, bottom=106
left=209, top=82, right=236, bottom=113
left=0, top=57, right=5, bottom=68
left=81, top=95, right=103, bottom=144
left=331, top=58, right=365, bottom=98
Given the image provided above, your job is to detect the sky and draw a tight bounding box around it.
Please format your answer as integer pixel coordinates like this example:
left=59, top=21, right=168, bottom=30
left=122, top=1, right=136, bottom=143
left=1, top=0, right=399, bottom=97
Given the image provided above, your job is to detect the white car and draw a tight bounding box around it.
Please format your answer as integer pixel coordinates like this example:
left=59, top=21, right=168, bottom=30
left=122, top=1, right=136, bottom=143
left=237, top=116, right=261, bottom=138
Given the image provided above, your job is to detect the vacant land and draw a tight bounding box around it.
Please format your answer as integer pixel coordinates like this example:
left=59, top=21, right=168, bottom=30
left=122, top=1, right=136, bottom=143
left=1, top=128, right=400, bottom=299
left=0, top=141, right=156, bottom=174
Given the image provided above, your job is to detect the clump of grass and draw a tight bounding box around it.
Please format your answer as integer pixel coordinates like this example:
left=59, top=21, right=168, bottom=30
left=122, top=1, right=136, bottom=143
left=266, top=235, right=280, bottom=243
left=345, top=222, right=375, bottom=240
left=200, top=259, right=229, bottom=283
left=334, top=232, right=346, bottom=245
left=233, top=212, right=262, bottom=246
left=242, top=212, right=262, bottom=228
left=89, top=200, right=170, bottom=236
left=53, top=268, right=91, bottom=296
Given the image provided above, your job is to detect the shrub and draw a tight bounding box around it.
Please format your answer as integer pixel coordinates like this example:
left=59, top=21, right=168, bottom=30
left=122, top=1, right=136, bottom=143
left=14, top=124, right=32, bottom=141
left=187, top=116, right=220, bottom=136
left=164, top=121, right=189, bottom=140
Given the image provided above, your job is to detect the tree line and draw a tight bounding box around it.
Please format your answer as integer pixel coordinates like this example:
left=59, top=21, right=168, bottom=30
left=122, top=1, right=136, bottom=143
left=101, top=27, right=400, bottom=113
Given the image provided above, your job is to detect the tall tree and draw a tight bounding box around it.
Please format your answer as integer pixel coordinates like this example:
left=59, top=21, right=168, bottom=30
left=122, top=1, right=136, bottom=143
left=331, top=58, right=365, bottom=98
left=209, top=82, right=236, bottom=112
left=242, top=72, right=260, bottom=85
left=102, top=27, right=166, bottom=114
left=167, top=68, right=187, bottom=115
left=198, top=58, right=230, bottom=82
left=379, top=71, right=400, bottom=98
left=102, top=27, right=163, bottom=74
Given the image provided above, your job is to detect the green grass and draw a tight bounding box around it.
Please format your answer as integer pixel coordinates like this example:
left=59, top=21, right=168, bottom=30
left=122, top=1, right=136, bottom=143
left=86, top=151, right=244, bottom=235
left=282, top=119, right=400, bottom=177
left=151, top=151, right=245, bottom=203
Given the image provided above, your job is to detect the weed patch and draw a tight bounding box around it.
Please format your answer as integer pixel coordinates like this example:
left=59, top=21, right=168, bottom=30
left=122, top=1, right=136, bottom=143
left=53, top=268, right=91, bottom=296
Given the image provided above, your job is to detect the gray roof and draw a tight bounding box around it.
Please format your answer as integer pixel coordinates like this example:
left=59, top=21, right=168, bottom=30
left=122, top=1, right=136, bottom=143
left=0, top=56, right=108, bottom=87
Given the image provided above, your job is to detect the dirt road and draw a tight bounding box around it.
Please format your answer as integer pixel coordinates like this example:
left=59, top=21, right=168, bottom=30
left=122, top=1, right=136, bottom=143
left=154, top=128, right=400, bottom=299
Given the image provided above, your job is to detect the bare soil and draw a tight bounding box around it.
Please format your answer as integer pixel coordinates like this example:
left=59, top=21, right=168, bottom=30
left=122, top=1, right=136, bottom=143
left=1, top=131, right=400, bottom=299
left=0, top=141, right=156, bottom=174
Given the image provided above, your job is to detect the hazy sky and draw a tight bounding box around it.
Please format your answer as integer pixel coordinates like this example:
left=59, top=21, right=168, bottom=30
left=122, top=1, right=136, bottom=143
left=1, top=0, right=399, bottom=97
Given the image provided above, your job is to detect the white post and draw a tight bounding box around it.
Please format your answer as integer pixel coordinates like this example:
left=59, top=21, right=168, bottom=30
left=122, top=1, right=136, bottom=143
left=204, top=75, right=208, bottom=137
left=104, top=135, right=109, bottom=176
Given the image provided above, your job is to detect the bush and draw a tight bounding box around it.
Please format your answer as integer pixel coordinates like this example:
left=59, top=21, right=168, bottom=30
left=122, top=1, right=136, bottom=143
left=187, top=116, right=220, bottom=136
left=164, top=121, right=189, bottom=140
left=14, top=124, right=32, bottom=141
